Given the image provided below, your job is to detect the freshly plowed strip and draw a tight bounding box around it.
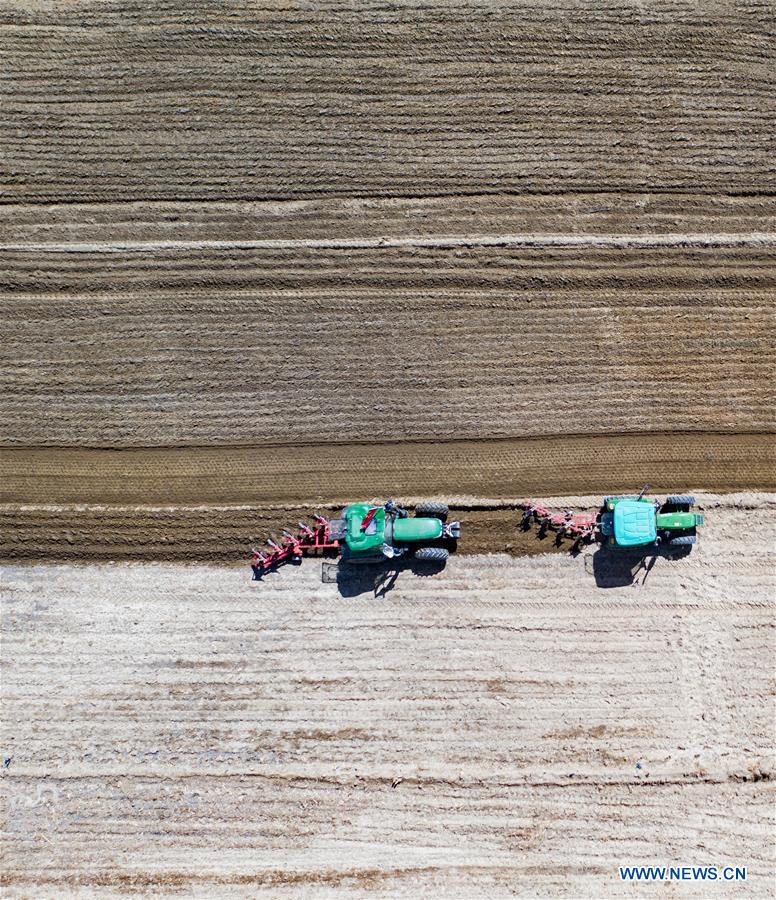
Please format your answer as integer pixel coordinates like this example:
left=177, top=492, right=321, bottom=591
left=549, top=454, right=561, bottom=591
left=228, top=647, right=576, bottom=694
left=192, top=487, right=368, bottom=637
left=0, top=434, right=772, bottom=561
left=2, top=433, right=771, bottom=506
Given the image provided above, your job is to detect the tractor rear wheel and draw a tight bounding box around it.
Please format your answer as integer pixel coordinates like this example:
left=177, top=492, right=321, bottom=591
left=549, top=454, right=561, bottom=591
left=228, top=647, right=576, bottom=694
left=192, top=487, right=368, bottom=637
left=413, top=546, right=449, bottom=562
left=666, top=495, right=695, bottom=507
left=415, top=501, right=449, bottom=521
left=669, top=534, right=696, bottom=546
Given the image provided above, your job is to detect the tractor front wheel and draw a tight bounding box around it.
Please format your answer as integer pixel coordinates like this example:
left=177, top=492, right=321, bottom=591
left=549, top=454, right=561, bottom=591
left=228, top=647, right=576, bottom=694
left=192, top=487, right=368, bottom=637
left=415, top=501, right=449, bottom=521
left=669, top=534, right=696, bottom=546
left=413, top=546, right=449, bottom=562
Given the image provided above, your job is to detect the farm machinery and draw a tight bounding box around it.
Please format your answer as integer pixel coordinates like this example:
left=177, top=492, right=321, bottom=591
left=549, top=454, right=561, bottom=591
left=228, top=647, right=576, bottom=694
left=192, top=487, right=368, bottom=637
left=251, top=499, right=460, bottom=578
left=519, top=486, right=704, bottom=551
left=250, top=488, right=703, bottom=578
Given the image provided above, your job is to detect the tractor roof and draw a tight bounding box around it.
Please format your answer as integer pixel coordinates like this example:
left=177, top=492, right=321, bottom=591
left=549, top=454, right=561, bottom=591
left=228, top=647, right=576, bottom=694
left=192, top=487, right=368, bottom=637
left=614, top=500, right=657, bottom=547
left=343, top=503, right=386, bottom=553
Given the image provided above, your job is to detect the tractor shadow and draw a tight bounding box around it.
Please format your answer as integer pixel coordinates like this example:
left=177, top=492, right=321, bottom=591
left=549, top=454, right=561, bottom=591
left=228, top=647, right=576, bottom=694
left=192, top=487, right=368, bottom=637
left=327, top=557, right=448, bottom=598
left=590, top=544, right=692, bottom=588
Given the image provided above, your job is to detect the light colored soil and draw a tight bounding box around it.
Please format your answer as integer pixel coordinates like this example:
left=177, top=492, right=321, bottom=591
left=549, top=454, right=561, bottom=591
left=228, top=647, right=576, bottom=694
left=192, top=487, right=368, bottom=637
left=2, top=497, right=774, bottom=897
left=3, top=195, right=775, bottom=246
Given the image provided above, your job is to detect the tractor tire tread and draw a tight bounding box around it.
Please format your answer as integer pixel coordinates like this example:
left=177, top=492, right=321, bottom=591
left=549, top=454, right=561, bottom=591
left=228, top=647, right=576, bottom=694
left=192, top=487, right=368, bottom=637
left=414, top=501, right=449, bottom=520
left=413, top=546, right=449, bottom=562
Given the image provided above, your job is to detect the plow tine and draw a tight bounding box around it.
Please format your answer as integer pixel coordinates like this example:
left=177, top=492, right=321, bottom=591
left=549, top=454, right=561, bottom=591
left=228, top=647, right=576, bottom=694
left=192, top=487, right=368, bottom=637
left=521, top=499, right=599, bottom=549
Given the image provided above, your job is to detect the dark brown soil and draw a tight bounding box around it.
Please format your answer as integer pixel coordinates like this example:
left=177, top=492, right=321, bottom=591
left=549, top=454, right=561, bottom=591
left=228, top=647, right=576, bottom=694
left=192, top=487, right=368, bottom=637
left=1, top=432, right=771, bottom=562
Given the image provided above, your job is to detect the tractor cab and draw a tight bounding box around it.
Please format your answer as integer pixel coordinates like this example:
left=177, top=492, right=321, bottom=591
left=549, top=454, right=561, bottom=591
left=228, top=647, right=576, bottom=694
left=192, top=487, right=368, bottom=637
left=601, top=499, right=658, bottom=547
left=343, top=502, right=387, bottom=555
left=600, top=489, right=704, bottom=549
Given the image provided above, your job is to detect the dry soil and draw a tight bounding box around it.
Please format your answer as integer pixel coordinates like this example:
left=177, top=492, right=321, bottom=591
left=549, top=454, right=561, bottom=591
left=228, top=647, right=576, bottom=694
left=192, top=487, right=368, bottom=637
left=2, top=1, right=775, bottom=895
left=3, top=1, right=775, bottom=201
left=2, top=495, right=775, bottom=897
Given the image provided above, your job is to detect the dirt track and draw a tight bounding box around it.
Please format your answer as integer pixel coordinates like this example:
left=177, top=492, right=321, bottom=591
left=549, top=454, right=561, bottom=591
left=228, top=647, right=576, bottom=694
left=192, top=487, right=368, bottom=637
left=2, top=498, right=774, bottom=897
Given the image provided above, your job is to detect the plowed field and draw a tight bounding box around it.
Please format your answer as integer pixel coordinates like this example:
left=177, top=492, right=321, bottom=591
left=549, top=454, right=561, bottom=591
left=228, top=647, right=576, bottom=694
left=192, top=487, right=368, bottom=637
left=1, top=441, right=773, bottom=561
left=2, top=1, right=775, bottom=896
left=3, top=1, right=775, bottom=201
left=2, top=2, right=775, bottom=524
left=2, top=202, right=775, bottom=447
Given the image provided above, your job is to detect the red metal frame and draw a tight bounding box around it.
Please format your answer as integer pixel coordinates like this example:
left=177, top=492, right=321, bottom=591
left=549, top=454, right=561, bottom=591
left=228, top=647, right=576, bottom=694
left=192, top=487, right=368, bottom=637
left=251, top=515, right=339, bottom=577
left=360, top=506, right=378, bottom=531
left=519, top=501, right=598, bottom=544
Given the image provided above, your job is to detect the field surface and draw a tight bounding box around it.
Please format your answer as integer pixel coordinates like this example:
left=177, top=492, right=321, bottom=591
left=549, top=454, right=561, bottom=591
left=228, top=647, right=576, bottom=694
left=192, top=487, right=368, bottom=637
left=2, top=498, right=775, bottom=898
left=3, top=1, right=775, bottom=202
left=2, top=1, right=775, bottom=896
left=2, top=196, right=775, bottom=449
left=2, top=1, right=775, bottom=471
left=1, top=3, right=774, bottom=555
left=2, top=7, right=774, bottom=553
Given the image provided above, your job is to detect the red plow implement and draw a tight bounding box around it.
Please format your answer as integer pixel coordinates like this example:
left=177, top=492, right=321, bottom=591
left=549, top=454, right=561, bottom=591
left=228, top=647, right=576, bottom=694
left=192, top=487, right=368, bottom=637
left=519, top=501, right=598, bottom=547
left=251, top=515, right=339, bottom=579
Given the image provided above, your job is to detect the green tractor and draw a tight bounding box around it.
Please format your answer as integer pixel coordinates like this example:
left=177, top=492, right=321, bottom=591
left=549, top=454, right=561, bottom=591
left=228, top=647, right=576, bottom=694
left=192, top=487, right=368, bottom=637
left=600, top=487, right=704, bottom=550
left=330, top=499, right=460, bottom=564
